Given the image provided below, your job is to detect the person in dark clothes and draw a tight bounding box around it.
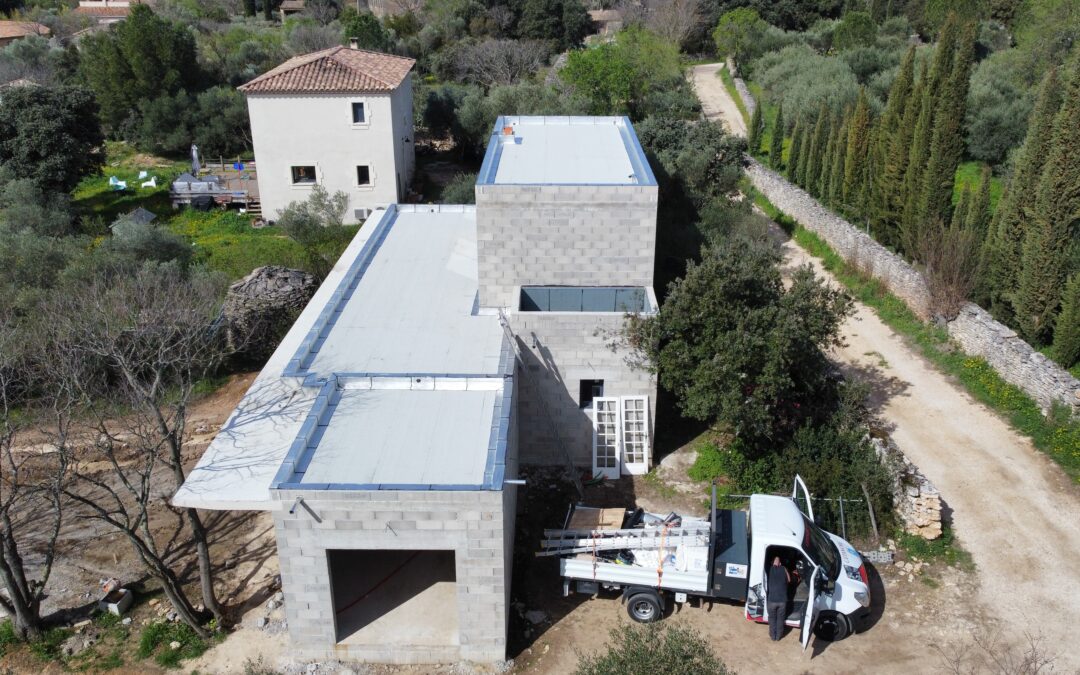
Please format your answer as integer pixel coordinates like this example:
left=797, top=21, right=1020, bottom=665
left=767, top=556, right=791, bottom=641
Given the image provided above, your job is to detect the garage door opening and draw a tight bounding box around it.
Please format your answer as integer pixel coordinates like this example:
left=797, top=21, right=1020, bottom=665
left=329, top=549, right=458, bottom=647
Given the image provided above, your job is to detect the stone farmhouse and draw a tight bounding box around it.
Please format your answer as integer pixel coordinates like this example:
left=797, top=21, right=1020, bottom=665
left=239, top=43, right=416, bottom=224
left=174, top=114, right=658, bottom=664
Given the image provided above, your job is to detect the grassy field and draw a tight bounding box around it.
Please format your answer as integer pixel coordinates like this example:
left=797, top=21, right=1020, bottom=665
left=953, top=160, right=1005, bottom=212
left=73, top=142, right=318, bottom=281
left=746, top=185, right=1080, bottom=482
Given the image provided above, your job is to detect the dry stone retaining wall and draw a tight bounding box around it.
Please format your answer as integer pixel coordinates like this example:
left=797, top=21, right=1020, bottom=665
left=726, top=58, right=756, bottom=118
left=744, top=159, right=934, bottom=318
left=873, top=437, right=943, bottom=540
left=946, top=304, right=1080, bottom=413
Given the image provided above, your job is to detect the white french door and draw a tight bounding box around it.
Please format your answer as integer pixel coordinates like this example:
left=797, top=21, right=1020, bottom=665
left=620, top=396, right=650, bottom=475
left=591, top=396, right=651, bottom=478
left=591, top=397, right=621, bottom=479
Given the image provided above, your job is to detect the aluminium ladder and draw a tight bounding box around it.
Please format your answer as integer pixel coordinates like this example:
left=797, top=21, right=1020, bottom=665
left=536, top=524, right=712, bottom=557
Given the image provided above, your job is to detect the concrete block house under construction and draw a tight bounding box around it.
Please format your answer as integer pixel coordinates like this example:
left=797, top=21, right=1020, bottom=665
left=174, top=115, right=659, bottom=664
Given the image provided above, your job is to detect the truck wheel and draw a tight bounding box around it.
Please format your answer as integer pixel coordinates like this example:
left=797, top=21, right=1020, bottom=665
left=813, top=611, right=850, bottom=641
left=626, top=593, right=662, bottom=623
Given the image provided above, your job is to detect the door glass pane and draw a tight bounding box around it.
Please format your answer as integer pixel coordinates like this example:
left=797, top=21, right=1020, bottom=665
left=622, top=398, right=647, bottom=465
left=595, top=400, right=618, bottom=468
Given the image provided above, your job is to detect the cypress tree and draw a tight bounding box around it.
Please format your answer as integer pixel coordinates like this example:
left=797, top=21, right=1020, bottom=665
left=769, top=103, right=785, bottom=169
left=881, top=59, right=928, bottom=249
left=796, top=111, right=816, bottom=188
left=828, top=111, right=850, bottom=208
left=984, top=68, right=1063, bottom=323
left=786, top=119, right=804, bottom=183
left=819, top=114, right=839, bottom=199
left=965, top=166, right=991, bottom=238
left=1054, top=274, right=1080, bottom=369
left=842, top=89, right=872, bottom=207
left=950, top=186, right=971, bottom=230
left=918, top=20, right=976, bottom=227
left=803, top=103, right=828, bottom=193
left=870, top=45, right=917, bottom=230
left=748, top=103, right=764, bottom=155
left=1015, top=65, right=1080, bottom=344
left=901, top=16, right=960, bottom=254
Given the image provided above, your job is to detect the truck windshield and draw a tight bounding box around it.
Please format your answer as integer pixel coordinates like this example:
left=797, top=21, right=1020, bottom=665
left=802, top=515, right=840, bottom=580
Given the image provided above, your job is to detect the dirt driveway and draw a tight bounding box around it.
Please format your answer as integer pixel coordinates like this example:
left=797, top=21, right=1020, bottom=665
left=690, top=63, right=747, bottom=138
left=689, top=63, right=1080, bottom=673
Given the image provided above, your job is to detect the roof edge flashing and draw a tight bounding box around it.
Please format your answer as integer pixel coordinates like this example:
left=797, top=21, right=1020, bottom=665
left=476, top=115, right=657, bottom=187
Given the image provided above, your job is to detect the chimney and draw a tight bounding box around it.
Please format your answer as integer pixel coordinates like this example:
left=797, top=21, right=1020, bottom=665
left=349, top=37, right=359, bottom=50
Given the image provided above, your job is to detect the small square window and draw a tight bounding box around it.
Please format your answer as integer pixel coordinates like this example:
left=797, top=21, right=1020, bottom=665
left=579, top=379, right=604, bottom=408
left=291, top=165, right=316, bottom=184
left=357, top=165, right=371, bottom=186
left=351, top=102, right=366, bottom=124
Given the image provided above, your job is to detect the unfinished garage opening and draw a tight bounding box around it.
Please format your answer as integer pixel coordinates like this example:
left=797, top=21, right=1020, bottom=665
left=329, top=549, right=459, bottom=647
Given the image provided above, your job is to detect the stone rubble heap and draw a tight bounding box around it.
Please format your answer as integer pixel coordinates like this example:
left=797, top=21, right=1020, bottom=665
left=222, top=266, right=318, bottom=359
left=873, top=436, right=943, bottom=540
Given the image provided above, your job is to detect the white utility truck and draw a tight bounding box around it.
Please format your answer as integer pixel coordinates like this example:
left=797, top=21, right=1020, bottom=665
left=539, top=476, right=872, bottom=648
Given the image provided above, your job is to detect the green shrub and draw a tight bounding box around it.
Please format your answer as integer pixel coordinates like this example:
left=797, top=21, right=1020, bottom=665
left=574, top=623, right=732, bottom=675
left=896, top=525, right=974, bottom=569
left=28, top=627, right=69, bottom=662
left=440, top=172, right=477, bottom=204
left=0, top=619, right=17, bottom=656
left=138, top=621, right=212, bottom=668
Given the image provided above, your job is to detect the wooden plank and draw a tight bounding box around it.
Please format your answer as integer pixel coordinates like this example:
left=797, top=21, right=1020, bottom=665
left=568, top=507, right=625, bottom=531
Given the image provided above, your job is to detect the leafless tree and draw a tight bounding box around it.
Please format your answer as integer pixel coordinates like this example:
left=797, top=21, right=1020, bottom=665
left=0, top=311, right=67, bottom=641
left=454, top=39, right=550, bottom=87
left=382, top=0, right=424, bottom=15
left=936, top=629, right=1060, bottom=675
left=38, top=264, right=231, bottom=636
left=618, top=0, right=702, bottom=48
left=303, top=0, right=341, bottom=25
left=286, top=22, right=343, bottom=54
left=917, top=221, right=980, bottom=320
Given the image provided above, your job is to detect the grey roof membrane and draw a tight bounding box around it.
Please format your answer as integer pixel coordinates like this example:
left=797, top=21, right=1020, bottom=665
left=173, top=205, right=511, bottom=509
left=476, top=116, right=657, bottom=186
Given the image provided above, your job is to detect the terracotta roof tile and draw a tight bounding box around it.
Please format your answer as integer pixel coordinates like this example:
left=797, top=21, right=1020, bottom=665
left=0, top=21, right=51, bottom=40
left=239, top=46, right=415, bottom=95
left=73, top=5, right=131, bottom=15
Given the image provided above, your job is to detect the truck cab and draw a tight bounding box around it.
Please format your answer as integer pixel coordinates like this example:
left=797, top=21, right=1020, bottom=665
left=740, top=478, right=872, bottom=647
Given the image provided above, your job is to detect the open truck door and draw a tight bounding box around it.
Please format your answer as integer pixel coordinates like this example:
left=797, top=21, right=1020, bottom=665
left=801, top=565, right=822, bottom=650
left=792, top=474, right=814, bottom=522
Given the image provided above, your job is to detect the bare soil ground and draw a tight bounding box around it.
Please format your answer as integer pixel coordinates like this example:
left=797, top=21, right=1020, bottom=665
left=684, top=63, right=1080, bottom=673
left=1, top=373, right=281, bottom=674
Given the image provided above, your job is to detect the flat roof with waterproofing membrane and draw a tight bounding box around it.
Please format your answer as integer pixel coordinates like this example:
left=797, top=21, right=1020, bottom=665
left=476, top=116, right=656, bottom=186
left=173, top=205, right=511, bottom=510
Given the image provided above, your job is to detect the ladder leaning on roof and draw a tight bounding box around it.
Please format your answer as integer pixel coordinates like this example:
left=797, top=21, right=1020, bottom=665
left=497, top=309, right=585, bottom=498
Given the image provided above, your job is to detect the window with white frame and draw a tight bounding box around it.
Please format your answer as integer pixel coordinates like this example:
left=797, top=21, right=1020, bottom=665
left=291, top=165, right=316, bottom=184
left=356, top=165, right=372, bottom=186
left=351, top=102, right=366, bottom=124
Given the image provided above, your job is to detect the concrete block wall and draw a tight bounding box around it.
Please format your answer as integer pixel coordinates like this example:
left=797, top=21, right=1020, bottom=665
left=270, top=487, right=517, bottom=664
left=475, top=184, right=658, bottom=308
left=509, top=312, right=656, bottom=466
